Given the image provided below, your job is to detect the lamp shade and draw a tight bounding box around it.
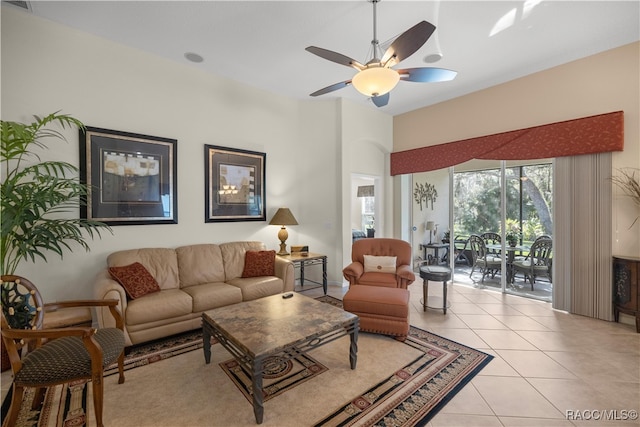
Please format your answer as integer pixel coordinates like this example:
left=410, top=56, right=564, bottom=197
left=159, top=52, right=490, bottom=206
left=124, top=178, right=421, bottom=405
left=269, top=208, right=298, bottom=226
left=426, top=221, right=435, bottom=231
left=357, top=185, right=374, bottom=198
left=351, top=66, right=400, bottom=97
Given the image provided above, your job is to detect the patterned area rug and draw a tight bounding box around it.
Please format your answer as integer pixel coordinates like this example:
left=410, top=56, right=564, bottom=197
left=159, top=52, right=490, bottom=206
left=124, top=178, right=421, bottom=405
left=221, top=353, right=328, bottom=403
left=2, top=295, right=492, bottom=427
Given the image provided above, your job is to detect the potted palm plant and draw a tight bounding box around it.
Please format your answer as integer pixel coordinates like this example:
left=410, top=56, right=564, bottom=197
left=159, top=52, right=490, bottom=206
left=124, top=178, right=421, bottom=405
left=1, top=112, right=111, bottom=276
left=1, top=112, right=112, bottom=367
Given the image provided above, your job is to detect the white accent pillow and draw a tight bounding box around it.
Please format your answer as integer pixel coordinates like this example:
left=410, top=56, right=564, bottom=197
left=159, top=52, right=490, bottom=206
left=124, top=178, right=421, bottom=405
left=363, top=255, right=397, bottom=273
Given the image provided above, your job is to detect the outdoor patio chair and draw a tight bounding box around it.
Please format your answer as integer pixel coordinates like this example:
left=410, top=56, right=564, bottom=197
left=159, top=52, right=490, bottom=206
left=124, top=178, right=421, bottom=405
left=453, top=235, right=471, bottom=266
left=511, top=238, right=553, bottom=290
left=481, top=232, right=502, bottom=256
left=468, top=234, right=502, bottom=283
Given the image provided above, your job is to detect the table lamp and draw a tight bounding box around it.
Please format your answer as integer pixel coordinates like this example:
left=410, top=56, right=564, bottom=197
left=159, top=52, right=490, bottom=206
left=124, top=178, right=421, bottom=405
left=426, top=221, right=435, bottom=244
left=269, top=208, right=298, bottom=255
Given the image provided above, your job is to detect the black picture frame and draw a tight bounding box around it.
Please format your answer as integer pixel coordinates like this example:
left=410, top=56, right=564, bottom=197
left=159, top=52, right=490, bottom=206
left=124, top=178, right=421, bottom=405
left=80, top=126, right=177, bottom=225
left=204, top=145, right=266, bottom=222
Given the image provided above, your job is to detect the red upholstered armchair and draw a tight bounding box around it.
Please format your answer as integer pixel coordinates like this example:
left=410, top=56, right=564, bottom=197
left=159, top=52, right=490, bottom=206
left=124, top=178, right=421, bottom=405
left=343, top=238, right=415, bottom=289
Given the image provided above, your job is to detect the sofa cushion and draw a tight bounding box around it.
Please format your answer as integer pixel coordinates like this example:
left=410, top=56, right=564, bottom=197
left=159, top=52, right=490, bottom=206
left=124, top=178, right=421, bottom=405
left=107, top=248, right=180, bottom=290
left=363, top=255, right=397, bottom=273
left=242, top=250, right=276, bottom=278
left=108, top=262, right=161, bottom=299
left=181, top=282, right=243, bottom=312
left=220, top=241, right=266, bottom=281
left=125, top=289, right=193, bottom=326
left=227, top=276, right=283, bottom=301
left=176, top=244, right=225, bottom=287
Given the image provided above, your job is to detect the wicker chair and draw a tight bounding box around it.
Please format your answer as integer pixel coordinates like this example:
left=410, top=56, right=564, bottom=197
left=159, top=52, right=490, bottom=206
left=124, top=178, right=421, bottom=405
left=1, top=275, right=125, bottom=427
left=480, top=232, right=502, bottom=257
left=469, top=234, right=502, bottom=283
left=511, top=238, right=553, bottom=290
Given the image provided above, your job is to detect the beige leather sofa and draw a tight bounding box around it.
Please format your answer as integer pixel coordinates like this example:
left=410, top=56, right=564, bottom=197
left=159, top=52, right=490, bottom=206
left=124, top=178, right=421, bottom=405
left=94, top=241, right=294, bottom=346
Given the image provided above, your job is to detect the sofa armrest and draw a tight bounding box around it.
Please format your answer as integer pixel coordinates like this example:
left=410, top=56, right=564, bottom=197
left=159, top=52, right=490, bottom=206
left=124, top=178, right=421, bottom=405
left=274, top=257, right=295, bottom=292
left=395, top=264, right=416, bottom=289
left=94, top=269, right=133, bottom=346
left=342, top=262, right=364, bottom=286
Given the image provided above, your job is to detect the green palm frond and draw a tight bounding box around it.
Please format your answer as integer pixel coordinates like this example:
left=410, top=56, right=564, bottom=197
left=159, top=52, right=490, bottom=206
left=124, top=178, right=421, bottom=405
left=1, top=112, right=112, bottom=276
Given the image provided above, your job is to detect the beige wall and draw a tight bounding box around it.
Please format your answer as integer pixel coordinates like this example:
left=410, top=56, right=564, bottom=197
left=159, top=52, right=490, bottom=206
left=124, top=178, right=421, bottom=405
left=394, top=42, right=640, bottom=257
left=1, top=8, right=393, bottom=299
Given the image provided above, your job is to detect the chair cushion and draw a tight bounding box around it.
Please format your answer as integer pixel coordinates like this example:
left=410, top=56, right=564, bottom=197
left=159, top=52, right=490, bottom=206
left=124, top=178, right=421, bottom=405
left=109, top=262, right=161, bottom=299
left=363, top=255, right=396, bottom=273
left=356, top=272, right=398, bottom=287
left=241, top=250, right=276, bottom=278
left=15, top=328, right=124, bottom=385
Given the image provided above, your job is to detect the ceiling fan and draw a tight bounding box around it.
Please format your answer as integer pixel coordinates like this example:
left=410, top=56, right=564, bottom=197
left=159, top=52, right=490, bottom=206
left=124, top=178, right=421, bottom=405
left=306, top=0, right=457, bottom=107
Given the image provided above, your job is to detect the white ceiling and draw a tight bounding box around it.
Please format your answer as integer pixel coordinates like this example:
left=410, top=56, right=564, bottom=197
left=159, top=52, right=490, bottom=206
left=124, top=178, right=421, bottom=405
left=9, top=1, right=640, bottom=116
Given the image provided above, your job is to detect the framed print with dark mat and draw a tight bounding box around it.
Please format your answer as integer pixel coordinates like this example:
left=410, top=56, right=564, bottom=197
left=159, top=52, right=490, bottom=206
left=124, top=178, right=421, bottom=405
left=80, top=127, right=177, bottom=225
left=204, top=145, right=266, bottom=222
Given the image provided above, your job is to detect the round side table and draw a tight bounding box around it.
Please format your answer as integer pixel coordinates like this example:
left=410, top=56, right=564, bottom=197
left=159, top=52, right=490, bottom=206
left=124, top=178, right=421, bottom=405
left=419, top=265, right=452, bottom=314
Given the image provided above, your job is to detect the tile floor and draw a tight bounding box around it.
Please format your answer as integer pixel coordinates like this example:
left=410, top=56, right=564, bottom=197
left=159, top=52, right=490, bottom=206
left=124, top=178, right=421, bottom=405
left=2, top=281, right=639, bottom=426
left=299, top=281, right=640, bottom=426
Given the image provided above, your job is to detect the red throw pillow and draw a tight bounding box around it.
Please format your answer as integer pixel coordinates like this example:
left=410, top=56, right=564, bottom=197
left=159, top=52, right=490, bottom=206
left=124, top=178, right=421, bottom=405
left=109, top=262, right=161, bottom=299
left=242, top=250, right=276, bottom=278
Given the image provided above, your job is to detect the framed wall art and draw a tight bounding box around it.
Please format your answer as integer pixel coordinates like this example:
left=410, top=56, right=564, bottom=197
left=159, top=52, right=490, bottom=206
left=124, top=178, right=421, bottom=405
left=80, top=126, right=177, bottom=225
left=204, top=145, right=266, bottom=222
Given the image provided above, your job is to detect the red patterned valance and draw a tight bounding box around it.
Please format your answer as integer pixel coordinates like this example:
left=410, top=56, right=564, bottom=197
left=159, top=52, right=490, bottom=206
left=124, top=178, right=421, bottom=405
left=391, top=111, right=624, bottom=175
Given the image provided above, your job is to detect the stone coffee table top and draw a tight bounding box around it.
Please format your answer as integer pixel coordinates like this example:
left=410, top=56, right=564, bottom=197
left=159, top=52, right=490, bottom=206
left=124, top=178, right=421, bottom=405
left=203, top=293, right=357, bottom=357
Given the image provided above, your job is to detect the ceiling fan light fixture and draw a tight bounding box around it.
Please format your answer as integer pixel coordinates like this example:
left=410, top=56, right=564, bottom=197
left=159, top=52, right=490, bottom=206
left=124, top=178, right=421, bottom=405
left=351, top=66, right=399, bottom=97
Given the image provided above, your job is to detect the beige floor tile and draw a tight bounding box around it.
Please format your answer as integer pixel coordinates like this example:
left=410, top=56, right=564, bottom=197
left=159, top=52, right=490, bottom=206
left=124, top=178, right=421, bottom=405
left=476, top=303, right=527, bottom=316
left=414, top=311, right=470, bottom=329
left=475, top=350, right=521, bottom=377
left=515, top=330, right=586, bottom=351
left=449, top=302, right=490, bottom=315
left=474, top=330, right=538, bottom=350
left=527, top=377, right=639, bottom=417
left=457, top=314, right=510, bottom=330
left=492, top=315, right=551, bottom=331
left=496, top=349, right=578, bottom=379
left=505, top=303, right=555, bottom=317
left=438, top=382, right=495, bottom=415
left=499, top=416, right=575, bottom=426
left=544, top=350, right=638, bottom=384
left=472, top=376, right=564, bottom=418
left=430, top=413, right=504, bottom=426
left=427, top=327, right=489, bottom=349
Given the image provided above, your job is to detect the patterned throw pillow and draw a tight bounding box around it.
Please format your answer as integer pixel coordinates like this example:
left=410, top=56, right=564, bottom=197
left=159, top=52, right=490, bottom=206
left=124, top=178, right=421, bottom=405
left=108, top=262, right=161, bottom=299
left=363, top=255, right=397, bottom=273
left=241, top=250, right=276, bottom=278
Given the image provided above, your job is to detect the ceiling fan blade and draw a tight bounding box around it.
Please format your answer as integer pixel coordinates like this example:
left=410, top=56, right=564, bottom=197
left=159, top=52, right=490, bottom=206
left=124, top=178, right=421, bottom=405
left=381, top=21, right=436, bottom=67
left=310, top=80, right=352, bottom=97
left=371, top=93, right=390, bottom=107
left=397, top=67, right=457, bottom=82
left=305, top=46, right=364, bottom=71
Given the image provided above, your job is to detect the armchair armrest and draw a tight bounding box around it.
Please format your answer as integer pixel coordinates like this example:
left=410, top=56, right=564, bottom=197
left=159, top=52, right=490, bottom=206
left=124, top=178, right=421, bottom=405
left=93, top=270, right=132, bottom=345
left=342, top=262, right=364, bottom=286
left=274, top=257, right=295, bottom=292
left=395, top=264, right=416, bottom=289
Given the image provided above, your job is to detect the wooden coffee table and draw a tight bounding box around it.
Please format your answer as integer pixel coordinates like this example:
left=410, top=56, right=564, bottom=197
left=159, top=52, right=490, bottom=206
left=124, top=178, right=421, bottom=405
left=202, top=293, right=359, bottom=424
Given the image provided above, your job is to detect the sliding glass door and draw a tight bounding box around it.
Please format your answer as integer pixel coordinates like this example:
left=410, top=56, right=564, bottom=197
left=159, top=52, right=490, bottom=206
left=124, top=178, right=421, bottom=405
left=450, top=160, right=553, bottom=301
